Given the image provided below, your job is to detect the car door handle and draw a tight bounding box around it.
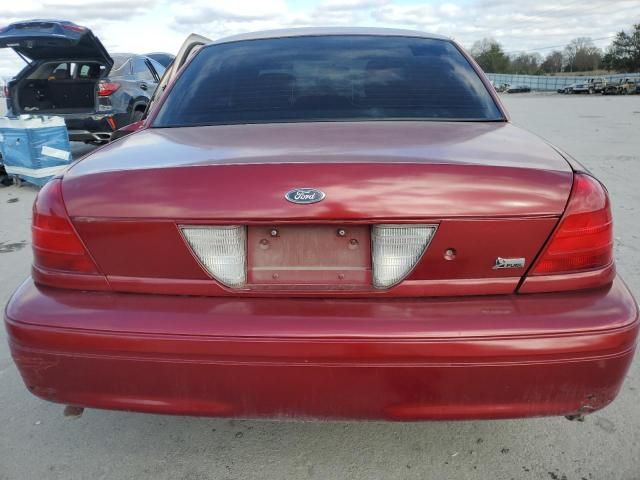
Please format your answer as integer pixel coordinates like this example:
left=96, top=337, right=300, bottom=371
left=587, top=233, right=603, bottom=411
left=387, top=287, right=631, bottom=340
left=139, top=83, right=148, bottom=91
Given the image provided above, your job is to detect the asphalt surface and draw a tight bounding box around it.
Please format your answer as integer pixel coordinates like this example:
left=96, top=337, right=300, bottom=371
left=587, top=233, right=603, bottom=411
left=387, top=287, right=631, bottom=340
left=1, top=93, right=639, bottom=480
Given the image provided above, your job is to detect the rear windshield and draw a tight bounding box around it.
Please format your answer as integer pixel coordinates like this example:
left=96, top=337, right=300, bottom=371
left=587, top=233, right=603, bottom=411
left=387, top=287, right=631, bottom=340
left=153, top=35, right=503, bottom=127
left=111, top=55, right=131, bottom=75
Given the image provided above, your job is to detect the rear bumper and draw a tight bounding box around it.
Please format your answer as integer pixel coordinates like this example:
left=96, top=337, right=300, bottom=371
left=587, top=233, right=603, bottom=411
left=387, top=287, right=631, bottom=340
left=5, top=277, right=638, bottom=420
left=63, top=112, right=130, bottom=142
left=67, top=130, right=112, bottom=143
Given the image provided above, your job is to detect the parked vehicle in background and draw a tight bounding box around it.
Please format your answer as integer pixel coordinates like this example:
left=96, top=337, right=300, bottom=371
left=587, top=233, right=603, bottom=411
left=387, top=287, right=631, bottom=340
left=495, top=83, right=509, bottom=92
left=601, top=78, right=638, bottom=95
left=145, top=52, right=175, bottom=68
left=564, top=79, right=605, bottom=95
left=557, top=80, right=602, bottom=95
left=602, top=80, right=620, bottom=95
left=571, top=82, right=589, bottom=94
left=100, top=53, right=166, bottom=134
left=588, top=78, right=605, bottom=94
left=6, top=28, right=637, bottom=422
left=0, top=77, right=7, bottom=116
left=561, top=82, right=588, bottom=94
left=111, top=34, right=210, bottom=141
left=0, top=20, right=165, bottom=144
left=619, top=78, right=637, bottom=95
left=506, top=84, right=531, bottom=93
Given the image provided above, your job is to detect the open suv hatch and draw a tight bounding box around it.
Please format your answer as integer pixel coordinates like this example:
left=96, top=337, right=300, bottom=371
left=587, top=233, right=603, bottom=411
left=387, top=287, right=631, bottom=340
left=0, top=20, right=161, bottom=143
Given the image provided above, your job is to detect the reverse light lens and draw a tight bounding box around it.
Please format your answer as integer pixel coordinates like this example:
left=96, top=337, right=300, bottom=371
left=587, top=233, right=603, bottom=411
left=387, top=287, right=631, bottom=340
left=372, top=224, right=437, bottom=288
left=181, top=226, right=246, bottom=288
left=531, top=174, right=613, bottom=275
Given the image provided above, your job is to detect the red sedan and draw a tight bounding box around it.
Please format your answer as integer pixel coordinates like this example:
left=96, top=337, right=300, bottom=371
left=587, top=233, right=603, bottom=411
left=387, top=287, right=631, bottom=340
left=5, top=28, right=638, bottom=420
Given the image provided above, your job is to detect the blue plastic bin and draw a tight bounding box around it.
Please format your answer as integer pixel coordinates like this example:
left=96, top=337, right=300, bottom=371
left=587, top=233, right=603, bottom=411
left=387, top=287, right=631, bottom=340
left=0, top=116, right=72, bottom=186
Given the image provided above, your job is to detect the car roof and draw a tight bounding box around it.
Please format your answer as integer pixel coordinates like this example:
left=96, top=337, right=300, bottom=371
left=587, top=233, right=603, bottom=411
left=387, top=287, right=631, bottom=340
left=212, top=27, right=450, bottom=46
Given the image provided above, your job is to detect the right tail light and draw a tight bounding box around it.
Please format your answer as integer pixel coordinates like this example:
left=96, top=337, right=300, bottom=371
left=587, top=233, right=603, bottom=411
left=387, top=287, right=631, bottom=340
left=520, top=173, right=614, bottom=293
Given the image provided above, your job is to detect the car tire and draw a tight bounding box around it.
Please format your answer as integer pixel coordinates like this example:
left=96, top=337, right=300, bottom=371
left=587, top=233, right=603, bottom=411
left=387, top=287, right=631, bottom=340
left=131, top=109, right=145, bottom=123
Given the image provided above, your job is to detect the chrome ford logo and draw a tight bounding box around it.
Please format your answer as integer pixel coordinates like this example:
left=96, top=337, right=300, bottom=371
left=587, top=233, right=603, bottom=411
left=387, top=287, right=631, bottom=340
left=285, top=188, right=326, bottom=205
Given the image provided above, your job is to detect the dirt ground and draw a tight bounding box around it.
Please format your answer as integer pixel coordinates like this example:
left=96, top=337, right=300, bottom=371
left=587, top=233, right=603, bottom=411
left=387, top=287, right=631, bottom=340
left=0, top=93, right=639, bottom=480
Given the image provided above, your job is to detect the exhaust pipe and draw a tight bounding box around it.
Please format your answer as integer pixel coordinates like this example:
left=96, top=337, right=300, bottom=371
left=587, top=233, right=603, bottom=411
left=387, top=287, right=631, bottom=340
left=92, top=133, right=112, bottom=142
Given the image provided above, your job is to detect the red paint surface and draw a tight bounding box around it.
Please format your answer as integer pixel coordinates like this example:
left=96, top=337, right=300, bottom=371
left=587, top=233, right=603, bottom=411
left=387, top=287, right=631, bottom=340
left=6, top=277, right=638, bottom=419
left=8, top=44, right=636, bottom=418
left=63, top=122, right=572, bottom=220
left=53, top=120, right=578, bottom=296
left=63, top=217, right=559, bottom=296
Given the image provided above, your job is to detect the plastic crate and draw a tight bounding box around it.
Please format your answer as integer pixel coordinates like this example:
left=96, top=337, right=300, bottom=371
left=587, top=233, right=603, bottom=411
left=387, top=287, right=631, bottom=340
left=0, top=116, right=72, bottom=186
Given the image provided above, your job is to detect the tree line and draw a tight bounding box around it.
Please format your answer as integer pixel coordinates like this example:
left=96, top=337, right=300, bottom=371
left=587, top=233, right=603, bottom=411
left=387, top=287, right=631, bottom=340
left=470, top=23, right=640, bottom=74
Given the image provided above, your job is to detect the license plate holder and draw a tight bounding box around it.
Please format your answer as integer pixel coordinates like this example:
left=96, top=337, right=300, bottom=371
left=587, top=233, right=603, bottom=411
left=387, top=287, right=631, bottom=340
left=247, top=225, right=371, bottom=287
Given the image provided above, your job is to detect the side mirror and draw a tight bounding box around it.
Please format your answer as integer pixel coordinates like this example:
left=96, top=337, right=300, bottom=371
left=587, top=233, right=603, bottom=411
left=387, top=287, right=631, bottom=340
left=110, top=120, right=145, bottom=142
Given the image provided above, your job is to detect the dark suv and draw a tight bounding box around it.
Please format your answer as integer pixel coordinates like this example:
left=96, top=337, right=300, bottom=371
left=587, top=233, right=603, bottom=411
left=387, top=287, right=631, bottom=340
left=0, top=20, right=165, bottom=143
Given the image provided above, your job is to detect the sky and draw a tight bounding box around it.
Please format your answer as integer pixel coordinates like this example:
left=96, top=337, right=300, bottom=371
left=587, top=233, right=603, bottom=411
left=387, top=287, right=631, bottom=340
left=1, top=0, right=639, bottom=77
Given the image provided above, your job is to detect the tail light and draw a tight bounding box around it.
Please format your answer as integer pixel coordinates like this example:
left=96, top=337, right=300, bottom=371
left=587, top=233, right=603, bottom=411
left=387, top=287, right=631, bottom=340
left=32, top=179, right=100, bottom=274
left=372, top=224, right=437, bottom=288
left=62, top=24, right=87, bottom=33
left=98, top=82, right=120, bottom=96
left=181, top=226, right=246, bottom=288
left=529, top=174, right=613, bottom=276
left=519, top=173, right=614, bottom=294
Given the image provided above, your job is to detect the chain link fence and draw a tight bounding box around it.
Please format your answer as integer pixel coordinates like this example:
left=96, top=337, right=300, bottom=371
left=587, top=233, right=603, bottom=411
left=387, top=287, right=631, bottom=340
left=486, top=73, right=640, bottom=91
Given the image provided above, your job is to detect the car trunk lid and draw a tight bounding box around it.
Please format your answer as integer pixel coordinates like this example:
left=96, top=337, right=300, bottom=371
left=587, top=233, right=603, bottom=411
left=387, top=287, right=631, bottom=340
left=61, top=121, right=573, bottom=297
left=0, top=20, right=113, bottom=69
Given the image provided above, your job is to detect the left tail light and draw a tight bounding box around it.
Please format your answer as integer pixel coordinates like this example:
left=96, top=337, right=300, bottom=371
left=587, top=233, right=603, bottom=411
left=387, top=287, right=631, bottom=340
left=98, top=82, right=120, bottom=96
left=32, top=179, right=100, bottom=274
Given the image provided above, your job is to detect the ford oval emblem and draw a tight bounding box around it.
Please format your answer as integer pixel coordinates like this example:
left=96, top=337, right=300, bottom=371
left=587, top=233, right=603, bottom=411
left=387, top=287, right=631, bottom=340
left=285, top=187, right=326, bottom=205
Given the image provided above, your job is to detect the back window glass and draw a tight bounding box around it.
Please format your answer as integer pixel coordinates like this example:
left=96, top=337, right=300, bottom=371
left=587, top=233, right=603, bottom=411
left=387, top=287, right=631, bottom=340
left=111, top=56, right=131, bottom=76
left=154, top=36, right=502, bottom=127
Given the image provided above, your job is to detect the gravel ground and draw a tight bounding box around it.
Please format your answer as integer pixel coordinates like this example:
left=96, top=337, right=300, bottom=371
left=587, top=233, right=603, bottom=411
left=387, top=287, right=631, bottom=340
left=0, top=93, right=639, bottom=480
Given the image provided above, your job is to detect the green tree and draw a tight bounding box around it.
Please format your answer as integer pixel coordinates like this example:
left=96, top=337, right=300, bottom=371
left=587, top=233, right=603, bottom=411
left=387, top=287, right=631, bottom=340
left=470, top=38, right=511, bottom=73
left=563, top=37, right=602, bottom=72
left=540, top=51, right=564, bottom=74
left=509, top=53, right=542, bottom=74
left=603, top=24, right=640, bottom=72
